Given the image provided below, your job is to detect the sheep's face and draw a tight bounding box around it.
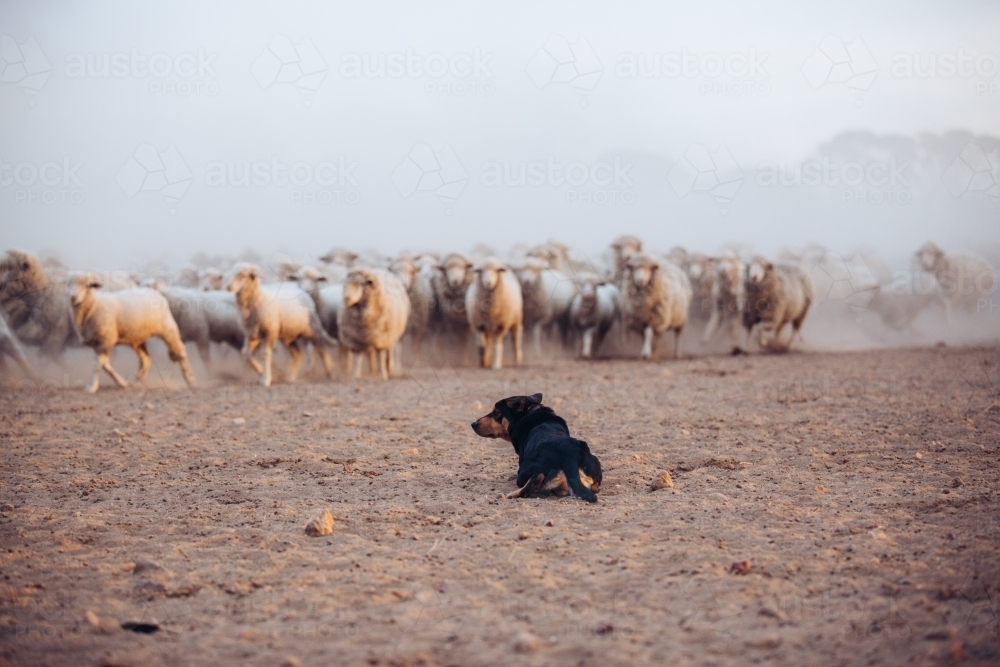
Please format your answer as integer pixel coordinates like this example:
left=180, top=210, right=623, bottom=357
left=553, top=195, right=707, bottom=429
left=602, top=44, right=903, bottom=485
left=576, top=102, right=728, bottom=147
left=627, top=257, right=658, bottom=289
left=915, top=243, right=943, bottom=272
left=747, top=259, right=771, bottom=285
left=476, top=264, right=505, bottom=291
left=389, top=259, right=418, bottom=289
left=516, top=263, right=543, bottom=289
left=717, top=256, right=742, bottom=286
left=440, top=258, right=472, bottom=290
left=0, top=250, right=43, bottom=294
left=67, top=273, right=101, bottom=306
left=343, top=271, right=375, bottom=307
left=226, top=265, right=259, bottom=294
left=202, top=270, right=223, bottom=291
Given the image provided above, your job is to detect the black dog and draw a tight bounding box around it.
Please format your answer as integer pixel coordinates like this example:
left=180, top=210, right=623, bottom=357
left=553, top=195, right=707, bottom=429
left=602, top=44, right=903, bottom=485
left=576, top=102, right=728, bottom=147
left=471, top=393, right=602, bottom=503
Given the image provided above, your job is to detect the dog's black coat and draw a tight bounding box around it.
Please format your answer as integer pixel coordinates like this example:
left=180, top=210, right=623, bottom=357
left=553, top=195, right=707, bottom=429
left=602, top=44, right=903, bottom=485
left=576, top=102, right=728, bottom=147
left=478, top=393, right=602, bottom=503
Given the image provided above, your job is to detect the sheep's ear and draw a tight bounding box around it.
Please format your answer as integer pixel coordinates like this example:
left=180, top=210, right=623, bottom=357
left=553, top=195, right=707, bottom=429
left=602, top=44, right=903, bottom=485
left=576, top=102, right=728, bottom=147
left=528, top=393, right=542, bottom=404
left=436, top=264, right=446, bottom=272
left=498, top=266, right=507, bottom=272
left=21, top=261, right=30, bottom=271
left=87, top=277, right=102, bottom=289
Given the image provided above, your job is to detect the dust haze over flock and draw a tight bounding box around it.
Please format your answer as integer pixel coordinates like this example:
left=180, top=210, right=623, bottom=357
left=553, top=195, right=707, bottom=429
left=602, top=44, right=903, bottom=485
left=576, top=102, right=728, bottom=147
left=1, top=0, right=999, bottom=350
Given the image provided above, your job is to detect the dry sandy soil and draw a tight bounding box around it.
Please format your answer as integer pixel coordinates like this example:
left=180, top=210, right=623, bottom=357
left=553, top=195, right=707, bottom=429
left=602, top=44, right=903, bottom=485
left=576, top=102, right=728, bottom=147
left=0, top=345, right=998, bottom=666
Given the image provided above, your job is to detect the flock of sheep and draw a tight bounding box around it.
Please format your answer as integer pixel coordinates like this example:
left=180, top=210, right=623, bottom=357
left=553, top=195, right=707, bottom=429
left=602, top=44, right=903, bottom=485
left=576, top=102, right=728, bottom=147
left=0, top=238, right=994, bottom=392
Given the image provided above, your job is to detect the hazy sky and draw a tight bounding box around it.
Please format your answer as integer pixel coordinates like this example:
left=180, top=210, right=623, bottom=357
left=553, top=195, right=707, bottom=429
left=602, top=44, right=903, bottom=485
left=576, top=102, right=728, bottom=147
left=2, top=0, right=998, bottom=270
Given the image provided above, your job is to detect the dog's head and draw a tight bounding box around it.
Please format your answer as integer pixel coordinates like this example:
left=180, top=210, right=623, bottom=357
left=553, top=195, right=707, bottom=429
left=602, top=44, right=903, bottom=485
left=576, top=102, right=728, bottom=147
left=470, top=393, right=543, bottom=441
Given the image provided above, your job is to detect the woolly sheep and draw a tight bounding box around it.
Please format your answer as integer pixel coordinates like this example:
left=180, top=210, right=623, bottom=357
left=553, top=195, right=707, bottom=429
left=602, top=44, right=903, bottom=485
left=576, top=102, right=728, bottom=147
left=337, top=267, right=410, bottom=380
left=67, top=272, right=195, bottom=393
left=915, top=242, right=996, bottom=318
left=389, top=254, right=434, bottom=353
left=154, top=284, right=245, bottom=368
left=0, top=249, right=77, bottom=361
left=611, top=234, right=643, bottom=286
left=431, top=252, right=475, bottom=336
left=515, top=257, right=577, bottom=355
left=226, top=263, right=335, bottom=387
left=741, top=256, right=814, bottom=351
left=622, top=253, right=691, bottom=360
left=702, top=253, right=745, bottom=345
left=465, top=257, right=523, bottom=369
left=569, top=274, right=620, bottom=359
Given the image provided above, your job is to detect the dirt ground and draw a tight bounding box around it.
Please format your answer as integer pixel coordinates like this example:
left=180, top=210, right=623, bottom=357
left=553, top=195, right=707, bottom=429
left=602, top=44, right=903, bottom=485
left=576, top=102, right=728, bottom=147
left=0, top=345, right=998, bottom=667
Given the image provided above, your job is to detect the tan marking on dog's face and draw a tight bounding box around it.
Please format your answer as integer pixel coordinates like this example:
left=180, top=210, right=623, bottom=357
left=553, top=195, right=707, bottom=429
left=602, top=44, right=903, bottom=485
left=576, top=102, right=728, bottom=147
left=579, top=470, right=599, bottom=493
left=471, top=409, right=511, bottom=441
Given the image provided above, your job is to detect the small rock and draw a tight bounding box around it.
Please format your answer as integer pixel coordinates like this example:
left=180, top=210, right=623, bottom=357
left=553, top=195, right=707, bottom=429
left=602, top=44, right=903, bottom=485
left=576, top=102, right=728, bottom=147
left=660, top=367, right=672, bottom=377
left=518, top=532, right=531, bottom=540
left=730, top=560, right=752, bottom=575
left=515, top=631, right=541, bottom=653
left=282, top=658, right=302, bottom=667
left=594, top=623, right=614, bottom=635
left=951, top=477, right=963, bottom=488
left=915, top=452, right=922, bottom=460
left=651, top=471, right=674, bottom=491
left=85, top=610, right=100, bottom=627
left=305, top=509, right=334, bottom=537
left=132, top=559, right=161, bottom=575
left=746, top=634, right=781, bottom=649
left=759, top=605, right=784, bottom=620
left=0, top=504, right=13, bottom=512
left=401, top=448, right=420, bottom=455
left=232, top=417, right=245, bottom=425
left=545, top=519, right=555, bottom=527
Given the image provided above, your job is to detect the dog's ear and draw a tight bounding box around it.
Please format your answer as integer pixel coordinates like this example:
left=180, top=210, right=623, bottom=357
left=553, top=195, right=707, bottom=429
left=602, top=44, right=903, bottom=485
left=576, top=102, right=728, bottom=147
left=528, top=393, right=542, bottom=405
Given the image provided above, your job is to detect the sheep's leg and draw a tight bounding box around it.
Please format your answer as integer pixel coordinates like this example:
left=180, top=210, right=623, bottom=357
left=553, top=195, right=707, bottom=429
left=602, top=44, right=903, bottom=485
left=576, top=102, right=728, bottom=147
left=286, top=342, right=303, bottom=382
left=641, top=326, right=655, bottom=359
left=244, top=337, right=263, bottom=375
left=340, top=347, right=350, bottom=376
left=316, top=343, right=335, bottom=379
left=378, top=349, right=389, bottom=380
left=367, top=349, right=377, bottom=377
left=673, top=327, right=683, bottom=359
left=581, top=328, right=594, bottom=359
left=99, top=351, right=130, bottom=389
left=163, top=333, right=196, bottom=388
left=702, top=307, right=720, bottom=342
left=477, top=332, right=489, bottom=368
left=492, top=332, right=505, bottom=370
left=261, top=339, right=275, bottom=387
left=197, top=342, right=212, bottom=369
left=353, top=351, right=364, bottom=380
left=134, top=343, right=152, bottom=383
left=513, top=322, right=523, bottom=366
left=532, top=324, right=543, bottom=357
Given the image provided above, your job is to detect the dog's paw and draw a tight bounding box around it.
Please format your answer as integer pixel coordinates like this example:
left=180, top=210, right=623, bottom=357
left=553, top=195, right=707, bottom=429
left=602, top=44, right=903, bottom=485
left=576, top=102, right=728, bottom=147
left=497, top=492, right=507, bottom=500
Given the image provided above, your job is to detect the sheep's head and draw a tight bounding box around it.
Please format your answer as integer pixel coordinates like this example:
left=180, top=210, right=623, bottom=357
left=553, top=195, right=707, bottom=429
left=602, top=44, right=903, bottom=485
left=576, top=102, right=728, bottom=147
left=67, top=272, right=102, bottom=306
left=575, top=274, right=602, bottom=304
left=474, top=258, right=507, bottom=291
left=226, top=263, right=260, bottom=294
left=389, top=256, right=419, bottom=289
left=201, top=269, right=224, bottom=291
left=611, top=235, right=643, bottom=256
left=439, top=253, right=473, bottom=291
left=319, top=248, right=358, bottom=267
left=626, top=254, right=659, bottom=289
left=915, top=242, right=944, bottom=272
left=0, top=249, right=47, bottom=295
left=717, top=254, right=743, bottom=285
left=746, top=257, right=772, bottom=285
left=343, top=269, right=377, bottom=307
left=515, top=258, right=546, bottom=289
left=666, top=246, right=689, bottom=269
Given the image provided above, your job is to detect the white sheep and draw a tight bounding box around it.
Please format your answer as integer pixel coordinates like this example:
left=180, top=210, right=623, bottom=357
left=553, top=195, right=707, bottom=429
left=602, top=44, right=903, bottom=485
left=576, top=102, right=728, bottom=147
left=337, top=267, right=410, bottom=380
left=622, top=253, right=691, bottom=360
left=0, top=310, right=36, bottom=381
left=915, top=242, right=996, bottom=318
left=431, top=252, right=474, bottom=336
left=67, top=272, right=196, bottom=393
left=226, top=263, right=335, bottom=387
left=0, top=249, right=78, bottom=362
left=702, top=252, right=745, bottom=345
left=389, top=254, right=435, bottom=353
left=465, top=257, right=523, bottom=369
left=611, top=234, right=643, bottom=286
left=569, top=274, right=621, bottom=359
left=741, top=256, right=814, bottom=351
left=515, top=257, right=577, bottom=355
left=154, top=285, right=245, bottom=368
left=684, top=252, right=717, bottom=322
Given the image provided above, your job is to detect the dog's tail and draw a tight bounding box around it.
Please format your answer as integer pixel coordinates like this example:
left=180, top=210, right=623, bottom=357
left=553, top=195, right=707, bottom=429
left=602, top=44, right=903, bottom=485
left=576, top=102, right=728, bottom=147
left=566, top=465, right=598, bottom=503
